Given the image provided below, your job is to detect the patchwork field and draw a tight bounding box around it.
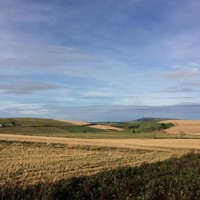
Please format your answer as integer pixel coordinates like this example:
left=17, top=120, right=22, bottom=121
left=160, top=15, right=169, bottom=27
left=161, top=120, right=200, bottom=135
left=1, top=118, right=200, bottom=199
left=1, top=118, right=200, bottom=139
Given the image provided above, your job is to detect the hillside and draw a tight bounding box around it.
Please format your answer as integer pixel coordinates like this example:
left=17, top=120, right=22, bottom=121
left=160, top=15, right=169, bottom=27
left=161, top=120, right=200, bottom=135
left=58, top=120, right=124, bottom=131
left=1, top=118, right=200, bottom=138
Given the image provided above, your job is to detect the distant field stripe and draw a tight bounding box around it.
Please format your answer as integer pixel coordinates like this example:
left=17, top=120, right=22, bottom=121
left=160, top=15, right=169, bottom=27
left=0, top=134, right=200, bottom=151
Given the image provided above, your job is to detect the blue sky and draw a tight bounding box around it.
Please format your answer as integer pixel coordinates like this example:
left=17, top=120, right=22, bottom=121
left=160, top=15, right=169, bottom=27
left=0, top=0, right=200, bottom=121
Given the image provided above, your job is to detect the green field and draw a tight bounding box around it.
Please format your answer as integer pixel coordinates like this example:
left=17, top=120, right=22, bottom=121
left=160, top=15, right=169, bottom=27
left=0, top=118, right=74, bottom=126
left=0, top=118, right=200, bottom=139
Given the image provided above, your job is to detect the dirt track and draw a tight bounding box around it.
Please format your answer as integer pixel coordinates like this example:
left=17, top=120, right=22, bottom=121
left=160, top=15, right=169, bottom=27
left=0, top=134, right=200, bottom=151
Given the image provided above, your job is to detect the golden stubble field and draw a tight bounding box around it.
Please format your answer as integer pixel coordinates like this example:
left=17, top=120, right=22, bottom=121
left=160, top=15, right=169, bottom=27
left=161, top=120, right=200, bottom=135
left=58, top=119, right=124, bottom=131
left=1, top=116, right=200, bottom=189
left=0, top=140, right=187, bottom=187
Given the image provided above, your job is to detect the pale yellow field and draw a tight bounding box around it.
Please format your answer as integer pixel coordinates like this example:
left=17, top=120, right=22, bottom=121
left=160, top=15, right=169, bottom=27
left=161, top=120, right=200, bottom=135
left=0, top=141, right=186, bottom=187
left=1, top=134, right=200, bottom=151
left=58, top=119, right=124, bottom=131
left=58, top=119, right=90, bottom=126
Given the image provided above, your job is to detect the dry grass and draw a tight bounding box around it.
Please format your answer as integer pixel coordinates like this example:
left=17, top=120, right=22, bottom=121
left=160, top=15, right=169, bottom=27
left=0, top=141, right=186, bottom=187
left=161, top=120, right=200, bottom=135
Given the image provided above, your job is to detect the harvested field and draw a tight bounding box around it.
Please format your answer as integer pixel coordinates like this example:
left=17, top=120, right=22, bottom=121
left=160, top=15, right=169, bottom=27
left=0, top=140, right=185, bottom=187
left=0, top=133, right=200, bottom=151
left=58, top=120, right=90, bottom=126
left=161, top=120, right=200, bottom=135
left=58, top=120, right=124, bottom=131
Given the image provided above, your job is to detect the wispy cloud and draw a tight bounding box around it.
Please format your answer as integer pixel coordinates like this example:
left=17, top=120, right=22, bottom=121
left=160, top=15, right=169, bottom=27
left=154, top=96, right=195, bottom=100
left=81, top=91, right=113, bottom=99
left=162, top=70, right=200, bottom=79
left=0, top=81, right=64, bottom=95
left=159, top=86, right=194, bottom=93
left=80, top=91, right=137, bottom=104
left=161, top=63, right=200, bottom=79
left=0, top=43, right=90, bottom=74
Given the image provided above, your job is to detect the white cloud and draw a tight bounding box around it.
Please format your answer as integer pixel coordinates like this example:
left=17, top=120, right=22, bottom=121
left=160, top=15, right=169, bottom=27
left=81, top=91, right=113, bottom=99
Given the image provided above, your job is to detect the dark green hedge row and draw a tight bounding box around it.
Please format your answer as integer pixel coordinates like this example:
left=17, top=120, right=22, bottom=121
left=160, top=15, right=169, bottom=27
left=132, top=122, right=174, bottom=133
left=1, top=153, right=200, bottom=200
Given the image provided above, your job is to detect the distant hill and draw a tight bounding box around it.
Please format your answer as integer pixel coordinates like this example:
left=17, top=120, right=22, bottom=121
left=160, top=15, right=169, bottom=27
left=0, top=118, right=74, bottom=127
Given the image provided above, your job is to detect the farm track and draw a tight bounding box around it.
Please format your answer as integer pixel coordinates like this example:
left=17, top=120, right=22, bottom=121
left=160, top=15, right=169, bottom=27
left=0, top=133, right=200, bottom=151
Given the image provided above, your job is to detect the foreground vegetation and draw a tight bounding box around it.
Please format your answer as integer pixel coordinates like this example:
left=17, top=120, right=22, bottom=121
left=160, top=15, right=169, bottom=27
left=1, top=153, right=199, bottom=200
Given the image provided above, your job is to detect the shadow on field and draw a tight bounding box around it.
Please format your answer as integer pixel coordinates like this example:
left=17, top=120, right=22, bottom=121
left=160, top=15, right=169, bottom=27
left=1, top=153, right=200, bottom=200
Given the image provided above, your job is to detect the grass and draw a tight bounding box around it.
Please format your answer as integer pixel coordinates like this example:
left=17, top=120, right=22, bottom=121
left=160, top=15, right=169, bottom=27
left=2, top=126, right=200, bottom=139
left=0, top=126, right=107, bottom=136
left=107, top=120, right=174, bottom=132
left=0, top=118, right=74, bottom=126
left=0, top=140, right=186, bottom=188
left=1, top=152, right=200, bottom=200
left=1, top=118, right=200, bottom=139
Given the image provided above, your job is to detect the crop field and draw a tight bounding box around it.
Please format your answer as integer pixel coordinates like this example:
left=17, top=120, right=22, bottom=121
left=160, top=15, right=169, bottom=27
left=1, top=118, right=200, bottom=199
left=161, top=120, right=200, bottom=135
left=11, top=153, right=198, bottom=200
left=0, top=140, right=186, bottom=187
left=58, top=120, right=124, bottom=131
left=1, top=134, right=200, bottom=150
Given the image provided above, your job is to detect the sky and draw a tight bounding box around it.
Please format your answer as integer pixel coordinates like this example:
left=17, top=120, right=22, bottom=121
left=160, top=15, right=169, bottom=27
left=0, top=0, right=200, bottom=121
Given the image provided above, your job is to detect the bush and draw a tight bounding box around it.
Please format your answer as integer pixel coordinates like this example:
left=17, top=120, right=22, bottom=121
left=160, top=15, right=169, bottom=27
left=134, top=122, right=174, bottom=133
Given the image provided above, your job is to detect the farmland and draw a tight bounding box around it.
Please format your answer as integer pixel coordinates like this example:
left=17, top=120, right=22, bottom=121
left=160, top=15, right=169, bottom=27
left=161, top=120, right=200, bottom=135
left=1, top=118, right=200, bottom=139
left=1, top=143, right=199, bottom=199
left=0, top=118, right=200, bottom=199
left=0, top=140, right=186, bottom=187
